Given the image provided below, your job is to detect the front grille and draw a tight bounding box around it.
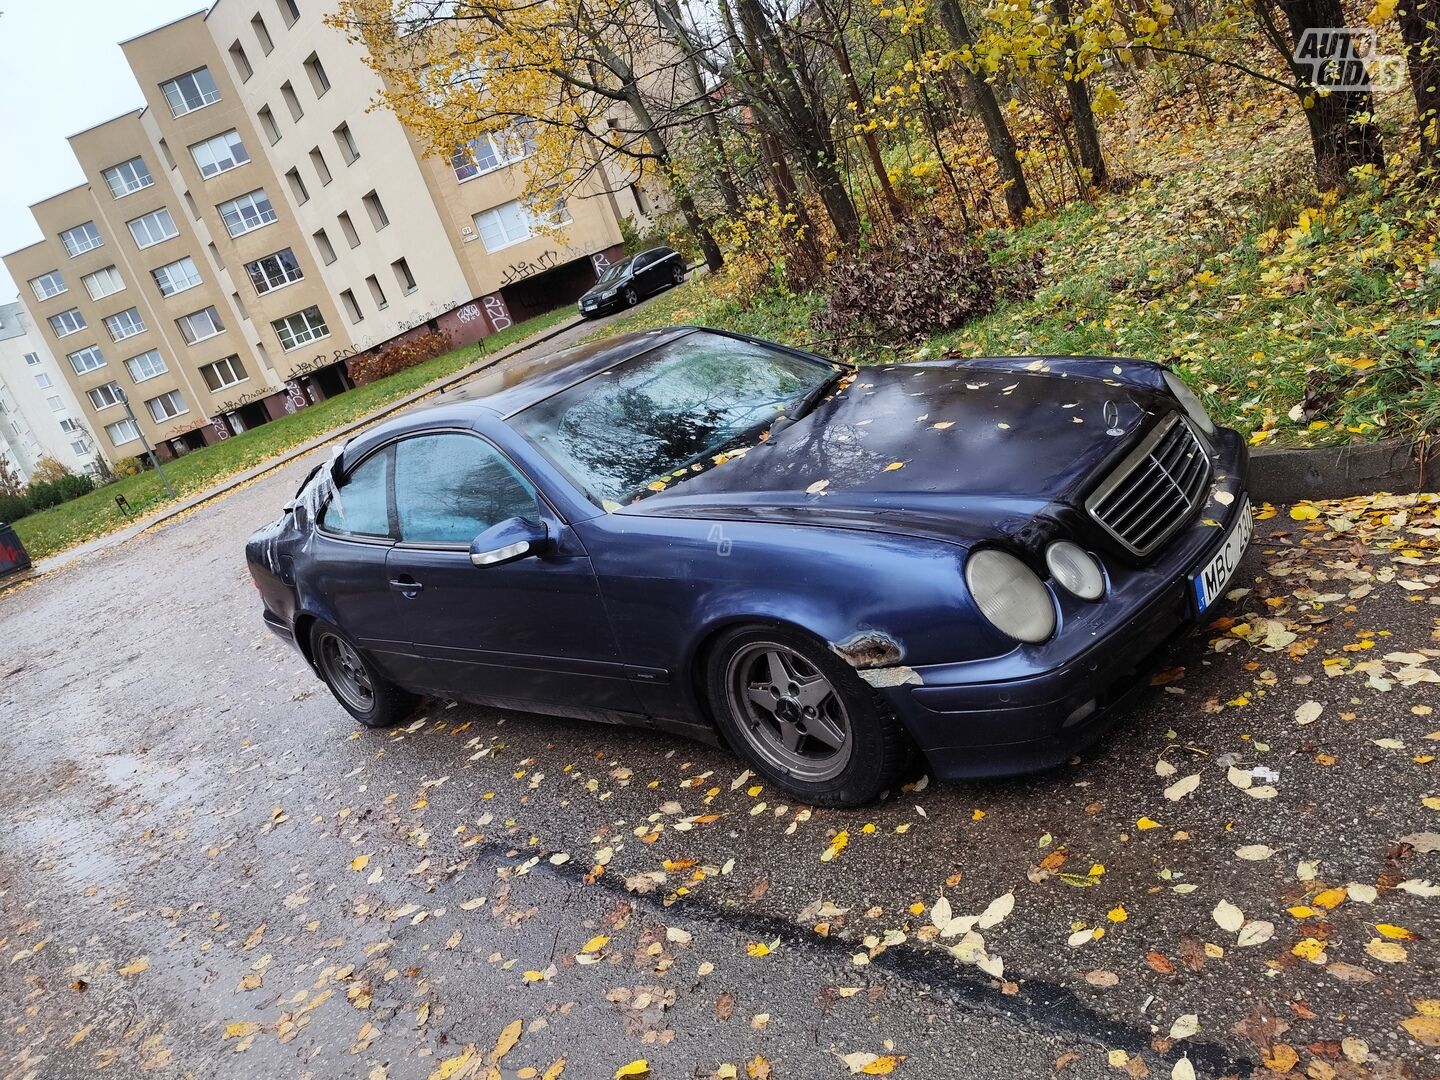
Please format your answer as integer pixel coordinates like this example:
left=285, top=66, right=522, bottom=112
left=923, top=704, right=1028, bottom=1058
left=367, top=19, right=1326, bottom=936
left=1085, top=414, right=1210, bottom=558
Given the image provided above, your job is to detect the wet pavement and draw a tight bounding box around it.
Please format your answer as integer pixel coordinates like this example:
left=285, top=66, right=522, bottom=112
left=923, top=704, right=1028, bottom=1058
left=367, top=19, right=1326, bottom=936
left=2, top=434, right=1438, bottom=1079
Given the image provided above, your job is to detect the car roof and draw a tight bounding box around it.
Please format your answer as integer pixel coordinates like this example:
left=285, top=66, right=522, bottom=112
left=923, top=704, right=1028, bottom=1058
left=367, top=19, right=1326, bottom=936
left=438, top=325, right=699, bottom=418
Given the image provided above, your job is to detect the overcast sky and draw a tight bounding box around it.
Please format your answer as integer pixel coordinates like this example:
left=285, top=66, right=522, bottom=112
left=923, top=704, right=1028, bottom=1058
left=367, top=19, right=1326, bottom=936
left=0, top=0, right=205, bottom=300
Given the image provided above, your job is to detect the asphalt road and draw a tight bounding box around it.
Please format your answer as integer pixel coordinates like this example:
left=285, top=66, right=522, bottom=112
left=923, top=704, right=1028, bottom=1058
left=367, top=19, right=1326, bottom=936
left=2, top=400, right=1438, bottom=1079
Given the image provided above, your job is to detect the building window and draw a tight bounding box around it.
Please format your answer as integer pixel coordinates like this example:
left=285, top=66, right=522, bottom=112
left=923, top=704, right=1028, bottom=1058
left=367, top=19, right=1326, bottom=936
left=48, top=308, right=87, bottom=337
left=71, top=438, right=89, bottom=456
left=338, top=211, right=360, bottom=248
left=218, top=190, right=277, bottom=237
left=29, top=271, right=67, bottom=301
left=304, top=52, right=330, bottom=96
left=278, top=0, right=301, bottom=25
left=161, top=67, right=221, bottom=117
left=47, top=395, right=65, bottom=412
left=229, top=40, right=253, bottom=81
left=104, top=308, right=146, bottom=342
left=106, top=417, right=141, bottom=446
left=60, top=222, right=103, bottom=257
left=365, top=274, right=388, bottom=310
left=472, top=198, right=569, bottom=253
left=35, top=372, right=53, bottom=389
left=190, top=130, right=250, bottom=178
left=285, top=167, right=310, bottom=204
left=146, top=390, right=188, bottom=422
left=362, top=190, right=390, bottom=231
left=59, top=417, right=80, bottom=433
left=392, top=257, right=418, bottom=294
left=81, top=266, right=125, bottom=300
left=244, top=248, right=304, bottom=295
left=334, top=122, right=359, bottom=164
left=451, top=124, right=533, bottom=182
left=176, top=306, right=226, bottom=345
left=101, top=156, right=154, bottom=199
left=125, top=349, right=169, bottom=382
left=313, top=228, right=337, bottom=265
left=272, top=306, right=328, bottom=350
left=127, top=207, right=179, bottom=249
left=340, top=288, right=363, bottom=323
left=251, top=13, right=274, bottom=53
left=201, top=355, right=248, bottom=391
left=309, top=147, right=332, bottom=186
left=152, top=257, right=202, bottom=297
left=89, top=381, right=125, bottom=410
left=281, top=80, right=303, bottom=121
left=68, top=346, right=106, bottom=375
left=258, top=105, right=281, bottom=144
left=23, top=352, right=41, bottom=367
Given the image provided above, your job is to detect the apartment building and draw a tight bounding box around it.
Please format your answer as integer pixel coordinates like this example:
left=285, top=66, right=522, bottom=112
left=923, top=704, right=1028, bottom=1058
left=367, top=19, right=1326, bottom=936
left=5, top=3, right=651, bottom=465
left=0, top=301, right=95, bottom=483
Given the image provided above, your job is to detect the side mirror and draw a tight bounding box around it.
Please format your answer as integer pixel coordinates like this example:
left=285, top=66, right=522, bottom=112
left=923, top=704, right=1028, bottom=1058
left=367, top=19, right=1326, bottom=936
left=469, top=516, right=549, bottom=567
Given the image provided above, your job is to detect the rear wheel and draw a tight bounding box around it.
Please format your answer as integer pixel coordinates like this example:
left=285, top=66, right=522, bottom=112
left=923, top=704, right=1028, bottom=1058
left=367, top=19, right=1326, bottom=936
left=671, top=264, right=685, bottom=286
left=706, top=626, right=913, bottom=806
left=310, top=620, right=416, bottom=729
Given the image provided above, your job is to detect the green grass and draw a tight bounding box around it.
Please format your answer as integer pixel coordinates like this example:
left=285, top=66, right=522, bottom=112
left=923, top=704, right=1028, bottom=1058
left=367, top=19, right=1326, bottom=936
left=604, top=126, right=1440, bottom=452
left=13, top=308, right=573, bottom=561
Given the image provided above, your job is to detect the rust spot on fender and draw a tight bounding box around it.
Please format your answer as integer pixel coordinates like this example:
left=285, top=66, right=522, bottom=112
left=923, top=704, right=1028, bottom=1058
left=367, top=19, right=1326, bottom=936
left=830, top=630, right=904, bottom=670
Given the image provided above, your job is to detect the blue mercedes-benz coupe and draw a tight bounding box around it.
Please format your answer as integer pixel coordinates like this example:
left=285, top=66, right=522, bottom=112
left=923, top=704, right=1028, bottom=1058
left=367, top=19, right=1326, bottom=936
left=247, top=327, right=1250, bottom=806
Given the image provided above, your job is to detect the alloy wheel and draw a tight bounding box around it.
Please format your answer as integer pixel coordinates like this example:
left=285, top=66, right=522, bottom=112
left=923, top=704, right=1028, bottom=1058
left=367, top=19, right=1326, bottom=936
left=624, top=287, right=638, bottom=306
left=319, top=633, right=375, bottom=713
left=724, top=641, right=853, bottom=782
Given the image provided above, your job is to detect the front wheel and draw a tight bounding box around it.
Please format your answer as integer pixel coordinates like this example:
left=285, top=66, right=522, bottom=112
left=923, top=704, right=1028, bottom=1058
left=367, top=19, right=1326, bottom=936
left=705, top=626, right=914, bottom=806
left=623, top=286, right=638, bottom=307
left=310, top=620, right=416, bottom=729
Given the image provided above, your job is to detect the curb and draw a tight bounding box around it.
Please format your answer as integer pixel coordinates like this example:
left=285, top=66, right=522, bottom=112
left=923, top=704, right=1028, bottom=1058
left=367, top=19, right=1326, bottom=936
left=27, top=315, right=587, bottom=577
left=1248, top=437, right=1436, bottom=505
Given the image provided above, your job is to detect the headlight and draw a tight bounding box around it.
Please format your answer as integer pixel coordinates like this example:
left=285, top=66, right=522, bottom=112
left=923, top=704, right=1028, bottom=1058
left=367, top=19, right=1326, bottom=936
left=600, top=289, right=617, bottom=299
left=1046, top=541, right=1105, bottom=600
left=965, top=549, right=1056, bottom=643
left=1162, top=371, right=1215, bottom=435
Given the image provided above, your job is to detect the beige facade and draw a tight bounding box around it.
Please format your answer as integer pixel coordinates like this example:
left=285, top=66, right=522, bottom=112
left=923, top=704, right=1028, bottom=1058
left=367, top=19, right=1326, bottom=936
left=5, top=1, right=651, bottom=466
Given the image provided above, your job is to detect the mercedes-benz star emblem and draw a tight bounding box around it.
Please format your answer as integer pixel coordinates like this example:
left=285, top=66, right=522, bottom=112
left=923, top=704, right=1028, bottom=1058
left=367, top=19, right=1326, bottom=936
left=1103, top=399, right=1126, bottom=437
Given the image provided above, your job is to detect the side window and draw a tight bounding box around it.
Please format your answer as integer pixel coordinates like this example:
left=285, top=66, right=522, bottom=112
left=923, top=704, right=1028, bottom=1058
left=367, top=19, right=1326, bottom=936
left=394, top=433, right=537, bottom=545
left=632, top=252, right=652, bottom=270
left=320, top=447, right=392, bottom=537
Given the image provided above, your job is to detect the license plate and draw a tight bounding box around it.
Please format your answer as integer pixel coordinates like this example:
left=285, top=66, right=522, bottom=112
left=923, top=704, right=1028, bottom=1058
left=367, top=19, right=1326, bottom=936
left=1192, top=496, right=1253, bottom=612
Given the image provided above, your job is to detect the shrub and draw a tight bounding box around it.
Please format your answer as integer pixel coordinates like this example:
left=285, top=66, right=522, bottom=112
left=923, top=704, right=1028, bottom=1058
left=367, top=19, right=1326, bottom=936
left=349, top=329, right=453, bottom=386
left=55, top=473, right=95, bottom=501
left=114, top=457, right=144, bottom=478
left=26, top=480, right=64, bottom=510
left=0, top=493, right=31, bottom=524
left=812, top=216, right=1040, bottom=346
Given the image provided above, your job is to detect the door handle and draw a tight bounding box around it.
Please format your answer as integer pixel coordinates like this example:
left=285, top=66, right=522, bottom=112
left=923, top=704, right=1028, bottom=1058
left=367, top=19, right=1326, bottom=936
left=388, top=575, right=424, bottom=596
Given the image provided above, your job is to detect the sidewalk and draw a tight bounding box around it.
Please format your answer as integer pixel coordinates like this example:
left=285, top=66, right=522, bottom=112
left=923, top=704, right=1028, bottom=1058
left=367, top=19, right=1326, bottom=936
left=29, top=313, right=589, bottom=578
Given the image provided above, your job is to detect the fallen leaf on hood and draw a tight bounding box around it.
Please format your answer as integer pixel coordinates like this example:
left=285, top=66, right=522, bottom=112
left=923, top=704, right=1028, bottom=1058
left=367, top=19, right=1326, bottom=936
left=1164, top=774, right=1201, bottom=801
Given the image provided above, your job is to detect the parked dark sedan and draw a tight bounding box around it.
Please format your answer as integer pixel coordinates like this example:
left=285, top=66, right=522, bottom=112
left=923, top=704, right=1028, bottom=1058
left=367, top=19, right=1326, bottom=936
left=577, top=246, right=685, bottom=317
left=247, top=327, right=1250, bottom=806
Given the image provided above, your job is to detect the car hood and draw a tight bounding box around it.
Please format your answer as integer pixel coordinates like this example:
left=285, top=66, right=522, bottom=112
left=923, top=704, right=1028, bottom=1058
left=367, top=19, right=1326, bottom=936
left=629, top=359, right=1174, bottom=546
left=581, top=275, right=628, bottom=299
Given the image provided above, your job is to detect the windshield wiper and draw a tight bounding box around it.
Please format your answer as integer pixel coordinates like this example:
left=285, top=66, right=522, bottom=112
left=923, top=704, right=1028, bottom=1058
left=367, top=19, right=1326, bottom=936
left=792, top=366, right=851, bottom=421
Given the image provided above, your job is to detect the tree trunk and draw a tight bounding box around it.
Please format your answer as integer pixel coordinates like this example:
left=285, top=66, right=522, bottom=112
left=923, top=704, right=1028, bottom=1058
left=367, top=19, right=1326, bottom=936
left=732, top=0, right=863, bottom=244
left=1051, top=0, right=1110, bottom=189
left=1259, top=0, right=1386, bottom=187
left=817, top=1, right=905, bottom=221
left=1397, top=0, right=1440, bottom=163
left=628, top=88, right=725, bottom=271
left=936, top=0, right=1034, bottom=224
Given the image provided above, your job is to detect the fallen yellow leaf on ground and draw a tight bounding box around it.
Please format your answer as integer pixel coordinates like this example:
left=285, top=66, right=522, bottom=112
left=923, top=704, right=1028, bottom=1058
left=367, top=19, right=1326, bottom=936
left=615, top=1061, right=650, bottom=1079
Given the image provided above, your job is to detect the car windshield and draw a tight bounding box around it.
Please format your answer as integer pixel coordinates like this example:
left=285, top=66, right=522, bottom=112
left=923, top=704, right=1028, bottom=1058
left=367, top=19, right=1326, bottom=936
left=595, top=258, right=633, bottom=286
left=512, top=332, right=834, bottom=507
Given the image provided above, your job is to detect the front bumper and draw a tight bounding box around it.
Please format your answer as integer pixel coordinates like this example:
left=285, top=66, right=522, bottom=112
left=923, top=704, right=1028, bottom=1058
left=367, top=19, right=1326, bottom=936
left=881, top=428, right=1249, bottom=779
left=578, top=296, right=622, bottom=317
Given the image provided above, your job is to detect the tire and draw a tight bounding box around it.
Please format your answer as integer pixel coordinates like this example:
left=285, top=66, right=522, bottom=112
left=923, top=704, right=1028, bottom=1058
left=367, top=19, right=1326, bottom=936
left=671, top=264, right=685, bottom=286
left=623, top=286, right=639, bottom=307
left=705, top=625, right=913, bottom=807
left=310, top=619, right=417, bottom=729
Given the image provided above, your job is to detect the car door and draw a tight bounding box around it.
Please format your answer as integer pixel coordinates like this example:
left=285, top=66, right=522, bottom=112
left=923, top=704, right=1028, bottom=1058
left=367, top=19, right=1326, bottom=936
left=308, top=444, right=413, bottom=684
left=382, top=430, right=641, bottom=713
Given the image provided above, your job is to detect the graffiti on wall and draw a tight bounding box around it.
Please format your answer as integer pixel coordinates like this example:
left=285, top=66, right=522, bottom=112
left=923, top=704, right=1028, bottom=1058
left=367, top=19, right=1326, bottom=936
left=498, top=250, right=563, bottom=287
left=482, top=294, right=512, bottom=331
